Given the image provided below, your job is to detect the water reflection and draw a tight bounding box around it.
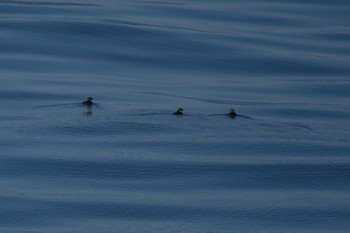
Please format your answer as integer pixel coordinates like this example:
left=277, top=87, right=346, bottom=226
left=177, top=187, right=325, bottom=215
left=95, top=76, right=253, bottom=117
left=84, top=105, right=93, bottom=117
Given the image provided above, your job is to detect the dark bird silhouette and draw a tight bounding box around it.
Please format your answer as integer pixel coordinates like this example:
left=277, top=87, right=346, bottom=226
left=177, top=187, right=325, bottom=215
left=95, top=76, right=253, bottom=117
left=173, top=107, right=184, bottom=115
left=82, top=97, right=94, bottom=106
left=227, top=108, right=237, bottom=117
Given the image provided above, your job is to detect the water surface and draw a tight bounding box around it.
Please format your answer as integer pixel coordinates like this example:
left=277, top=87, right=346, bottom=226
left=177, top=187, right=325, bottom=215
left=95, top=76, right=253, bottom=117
left=1, top=0, right=350, bottom=232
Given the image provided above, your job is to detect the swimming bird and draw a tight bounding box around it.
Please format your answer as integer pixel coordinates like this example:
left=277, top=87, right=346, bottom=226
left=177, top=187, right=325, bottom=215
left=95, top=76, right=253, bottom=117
left=82, top=97, right=94, bottom=106
left=173, top=107, right=184, bottom=115
left=227, top=108, right=237, bottom=117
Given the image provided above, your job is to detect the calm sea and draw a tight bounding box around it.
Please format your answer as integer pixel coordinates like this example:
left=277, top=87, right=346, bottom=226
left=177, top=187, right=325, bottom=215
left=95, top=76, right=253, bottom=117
left=0, top=0, right=349, bottom=232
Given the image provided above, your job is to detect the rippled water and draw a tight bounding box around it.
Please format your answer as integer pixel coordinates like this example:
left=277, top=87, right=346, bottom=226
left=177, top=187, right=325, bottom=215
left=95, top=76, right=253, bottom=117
left=1, top=1, right=350, bottom=232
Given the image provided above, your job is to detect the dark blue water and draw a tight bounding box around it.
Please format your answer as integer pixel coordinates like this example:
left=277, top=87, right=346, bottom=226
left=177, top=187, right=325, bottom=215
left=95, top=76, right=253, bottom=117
left=1, top=1, right=350, bottom=232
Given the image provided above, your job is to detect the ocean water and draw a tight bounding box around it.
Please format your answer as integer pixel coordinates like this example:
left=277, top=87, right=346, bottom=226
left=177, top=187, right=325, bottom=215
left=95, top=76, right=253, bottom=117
left=1, top=0, right=350, bottom=232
